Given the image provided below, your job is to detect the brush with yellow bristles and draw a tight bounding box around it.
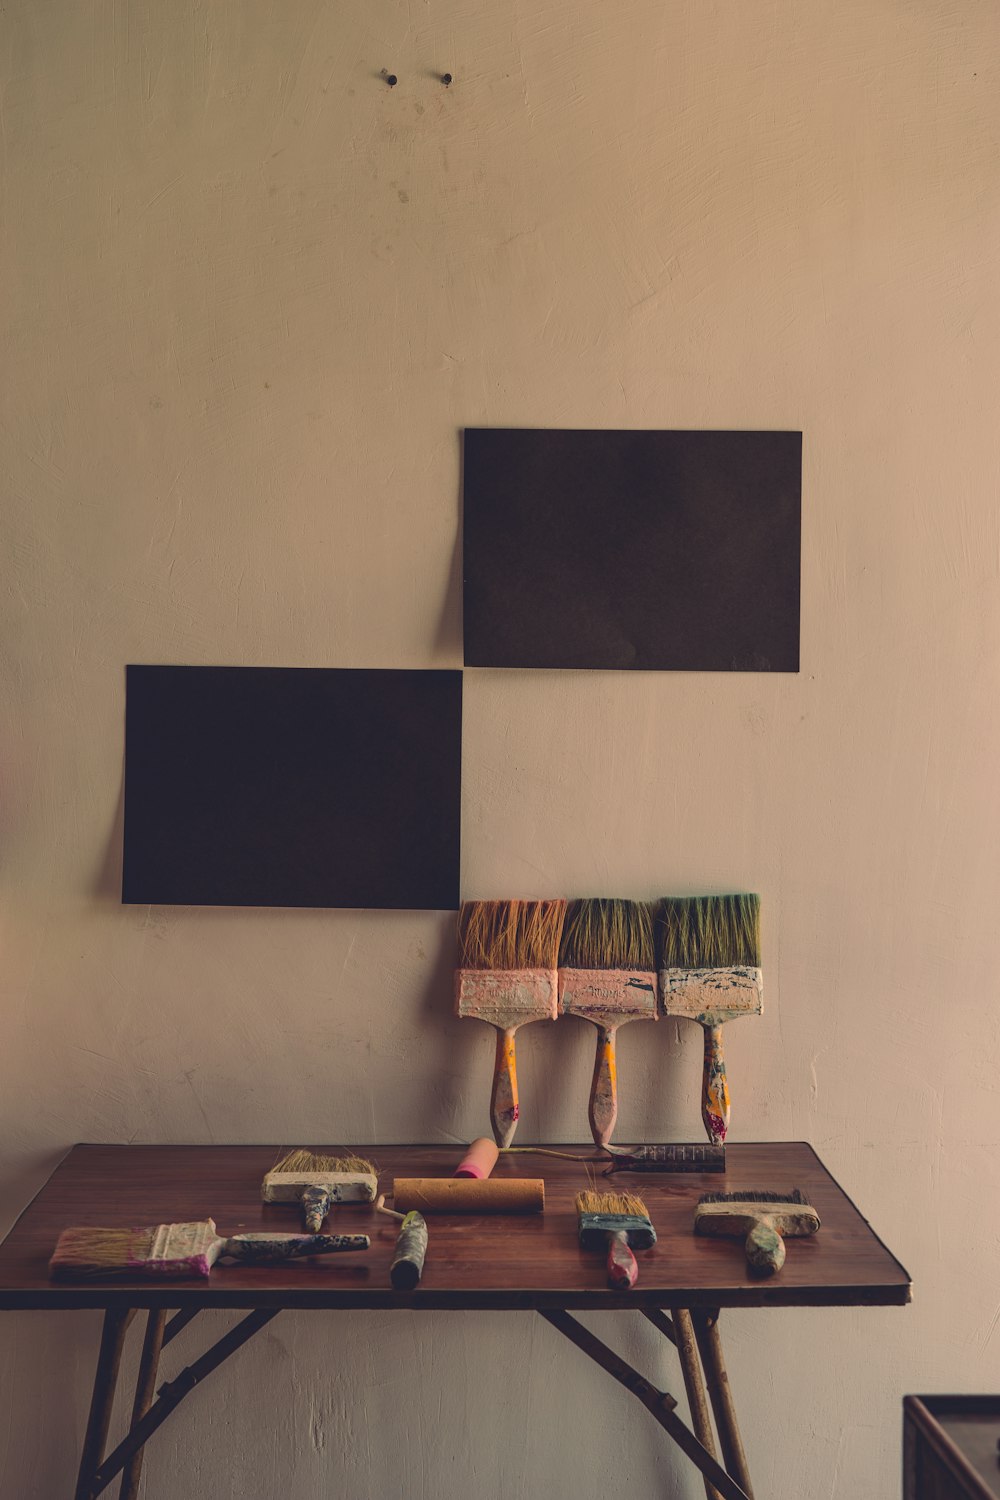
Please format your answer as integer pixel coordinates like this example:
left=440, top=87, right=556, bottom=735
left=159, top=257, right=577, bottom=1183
left=658, top=893, right=762, bottom=1146
left=575, top=1188, right=657, bottom=1288
left=262, top=1149, right=378, bottom=1232
left=558, top=898, right=658, bottom=1148
left=455, top=899, right=566, bottom=1147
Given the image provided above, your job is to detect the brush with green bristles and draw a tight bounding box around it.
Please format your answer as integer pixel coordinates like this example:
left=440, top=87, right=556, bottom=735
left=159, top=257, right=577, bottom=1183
left=658, top=894, right=762, bottom=1146
left=455, top=899, right=567, bottom=1148
left=558, top=898, right=658, bottom=1148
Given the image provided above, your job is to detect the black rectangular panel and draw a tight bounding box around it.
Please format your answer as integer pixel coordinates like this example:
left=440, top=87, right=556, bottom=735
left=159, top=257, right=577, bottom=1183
left=123, top=666, right=462, bottom=909
left=463, top=428, right=801, bottom=671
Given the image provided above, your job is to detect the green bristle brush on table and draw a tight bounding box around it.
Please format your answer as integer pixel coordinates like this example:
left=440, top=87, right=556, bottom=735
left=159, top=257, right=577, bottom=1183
left=558, top=898, right=658, bottom=1147
left=455, top=899, right=567, bottom=1147
left=658, top=893, right=762, bottom=1146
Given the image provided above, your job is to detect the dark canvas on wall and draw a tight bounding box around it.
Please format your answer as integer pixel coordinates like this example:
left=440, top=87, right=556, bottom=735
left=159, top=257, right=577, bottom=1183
left=463, top=428, right=802, bottom=671
left=122, top=666, right=463, bottom=910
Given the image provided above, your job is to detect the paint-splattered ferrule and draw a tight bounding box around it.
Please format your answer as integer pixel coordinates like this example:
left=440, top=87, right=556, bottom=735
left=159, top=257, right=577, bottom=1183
left=659, top=966, right=763, bottom=1023
left=455, top=968, right=558, bottom=1025
left=558, top=969, right=658, bottom=1025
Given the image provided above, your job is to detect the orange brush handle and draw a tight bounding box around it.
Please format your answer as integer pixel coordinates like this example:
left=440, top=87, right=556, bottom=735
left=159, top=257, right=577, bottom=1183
left=701, top=1024, right=731, bottom=1145
left=491, top=1027, right=519, bottom=1148
left=606, top=1229, right=638, bottom=1288
left=588, top=1026, right=618, bottom=1148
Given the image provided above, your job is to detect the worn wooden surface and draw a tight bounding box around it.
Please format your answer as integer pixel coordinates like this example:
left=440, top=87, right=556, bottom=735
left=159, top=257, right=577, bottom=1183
left=0, top=1142, right=911, bottom=1311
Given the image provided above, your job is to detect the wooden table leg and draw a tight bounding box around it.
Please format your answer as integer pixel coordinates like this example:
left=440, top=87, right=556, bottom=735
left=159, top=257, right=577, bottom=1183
left=692, top=1309, right=754, bottom=1500
left=644, top=1309, right=723, bottom=1500
left=117, top=1309, right=167, bottom=1500
left=74, top=1309, right=135, bottom=1500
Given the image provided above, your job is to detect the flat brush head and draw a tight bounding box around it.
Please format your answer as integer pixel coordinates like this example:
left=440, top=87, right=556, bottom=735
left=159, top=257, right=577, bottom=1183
left=695, top=1187, right=820, bottom=1238
left=457, top=899, right=566, bottom=969
left=658, top=894, right=761, bottom=969
left=49, top=1220, right=220, bottom=1280
left=575, top=1189, right=657, bottom=1249
left=560, top=899, right=655, bottom=971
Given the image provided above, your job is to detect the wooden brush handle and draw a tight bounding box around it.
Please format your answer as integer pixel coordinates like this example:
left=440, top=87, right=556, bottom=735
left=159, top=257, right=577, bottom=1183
left=490, top=1026, right=519, bottom=1148
left=301, top=1186, right=332, bottom=1233
left=701, top=1024, right=731, bottom=1145
left=745, top=1222, right=785, bottom=1275
left=221, top=1232, right=370, bottom=1263
left=588, top=1025, right=619, bottom=1148
left=606, top=1229, right=638, bottom=1289
left=390, top=1211, right=429, bottom=1289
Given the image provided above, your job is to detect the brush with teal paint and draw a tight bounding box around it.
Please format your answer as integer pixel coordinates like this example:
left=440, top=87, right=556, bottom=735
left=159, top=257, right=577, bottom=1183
left=558, top=898, right=658, bottom=1148
left=657, top=894, right=762, bottom=1146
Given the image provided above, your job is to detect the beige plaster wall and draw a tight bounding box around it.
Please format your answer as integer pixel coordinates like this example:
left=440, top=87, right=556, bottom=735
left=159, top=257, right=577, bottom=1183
left=2, top=1, right=998, bottom=1495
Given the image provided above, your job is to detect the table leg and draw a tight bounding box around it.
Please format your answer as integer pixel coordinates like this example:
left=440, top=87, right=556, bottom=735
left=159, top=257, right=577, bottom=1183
left=74, top=1309, right=135, bottom=1500
left=539, top=1310, right=749, bottom=1500
left=644, top=1308, right=722, bottom=1500
left=117, top=1309, right=167, bottom=1500
left=692, top=1309, right=754, bottom=1500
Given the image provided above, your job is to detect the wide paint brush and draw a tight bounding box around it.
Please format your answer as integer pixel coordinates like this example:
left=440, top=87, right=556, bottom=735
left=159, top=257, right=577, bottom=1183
left=455, top=898, right=566, bottom=1147
left=558, top=898, right=657, bottom=1147
left=49, top=1219, right=370, bottom=1280
left=575, top=1189, right=656, bottom=1289
left=694, top=1188, right=820, bottom=1275
left=658, top=893, right=762, bottom=1145
left=262, top=1149, right=378, bottom=1231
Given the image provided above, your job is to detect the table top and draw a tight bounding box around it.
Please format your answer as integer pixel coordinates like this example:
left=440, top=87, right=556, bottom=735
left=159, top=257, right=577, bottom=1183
left=0, top=1142, right=911, bottom=1312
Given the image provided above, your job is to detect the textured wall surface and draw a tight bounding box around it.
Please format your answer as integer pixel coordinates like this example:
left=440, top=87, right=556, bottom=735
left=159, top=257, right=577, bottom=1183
left=2, top=2, right=998, bottom=1495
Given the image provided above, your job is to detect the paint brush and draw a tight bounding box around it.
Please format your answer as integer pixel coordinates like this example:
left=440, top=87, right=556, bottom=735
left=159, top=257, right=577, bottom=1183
left=262, top=1150, right=378, bottom=1231
left=658, top=893, right=762, bottom=1145
left=455, top=898, right=566, bottom=1147
left=575, top=1189, right=656, bottom=1289
left=694, top=1188, right=820, bottom=1275
left=49, top=1219, right=370, bottom=1280
left=558, top=898, right=658, bottom=1147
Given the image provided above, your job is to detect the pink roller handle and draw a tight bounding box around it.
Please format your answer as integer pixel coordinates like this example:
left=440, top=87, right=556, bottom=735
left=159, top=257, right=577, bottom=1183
left=454, top=1137, right=500, bottom=1180
left=606, top=1230, right=638, bottom=1289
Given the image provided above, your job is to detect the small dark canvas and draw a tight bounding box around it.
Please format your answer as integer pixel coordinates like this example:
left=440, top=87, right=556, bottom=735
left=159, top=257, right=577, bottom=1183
left=123, top=665, right=462, bottom=909
left=463, top=428, right=801, bottom=671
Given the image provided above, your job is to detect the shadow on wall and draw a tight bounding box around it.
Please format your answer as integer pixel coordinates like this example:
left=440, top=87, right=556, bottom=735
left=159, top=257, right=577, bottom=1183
left=432, top=428, right=463, bottom=660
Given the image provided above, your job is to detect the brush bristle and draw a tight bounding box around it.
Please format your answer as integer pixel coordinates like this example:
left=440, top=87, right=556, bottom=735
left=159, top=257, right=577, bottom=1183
left=457, top=899, right=567, bottom=969
left=658, top=894, right=761, bottom=968
left=698, top=1188, right=807, bottom=1206
left=559, top=899, right=655, bottom=970
left=272, top=1150, right=375, bottom=1176
left=49, top=1226, right=156, bottom=1274
left=576, top=1189, right=650, bottom=1218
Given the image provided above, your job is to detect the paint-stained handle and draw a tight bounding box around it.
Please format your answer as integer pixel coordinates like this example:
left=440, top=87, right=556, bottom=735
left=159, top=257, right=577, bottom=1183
left=221, top=1232, right=370, bottom=1263
left=701, top=1024, right=731, bottom=1146
left=491, top=1026, right=519, bottom=1148
left=301, top=1185, right=332, bottom=1233
left=588, top=1025, right=618, bottom=1148
left=745, top=1221, right=785, bottom=1275
left=606, top=1230, right=639, bottom=1289
left=390, top=1211, right=429, bottom=1289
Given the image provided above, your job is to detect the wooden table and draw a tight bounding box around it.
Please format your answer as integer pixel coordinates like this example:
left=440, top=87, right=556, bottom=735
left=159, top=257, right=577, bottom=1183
left=0, top=1142, right=911, bottom=1500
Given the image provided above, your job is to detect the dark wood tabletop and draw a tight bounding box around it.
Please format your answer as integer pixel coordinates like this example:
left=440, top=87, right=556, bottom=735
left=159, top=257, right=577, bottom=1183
left=0, top=1142, right=911, bottom=1312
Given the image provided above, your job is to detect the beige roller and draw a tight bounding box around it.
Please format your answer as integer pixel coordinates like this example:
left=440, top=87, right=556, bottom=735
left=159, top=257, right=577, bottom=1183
left=392, top=1177, right=544, bottom=1214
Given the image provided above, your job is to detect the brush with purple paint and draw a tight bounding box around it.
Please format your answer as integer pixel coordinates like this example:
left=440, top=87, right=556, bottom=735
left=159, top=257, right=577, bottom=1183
left=49, top=1219, right=370, bottom=1280
left=558, top=898, right=658, bottom=1148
